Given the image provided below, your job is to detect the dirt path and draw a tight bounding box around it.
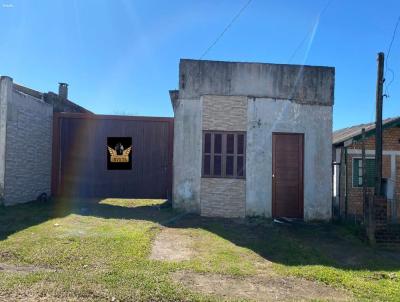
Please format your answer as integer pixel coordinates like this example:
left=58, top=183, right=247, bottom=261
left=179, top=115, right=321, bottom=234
left=0, top=263, right=54, bottom=273
left=150, top=228, right=195, bottom=261
left=172, top=271, right=352, bottom=302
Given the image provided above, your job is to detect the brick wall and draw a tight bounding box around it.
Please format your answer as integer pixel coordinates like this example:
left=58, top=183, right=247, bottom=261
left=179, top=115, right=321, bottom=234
left=344, top=153, right=391, bottom=217
left=4, top=89, right=53, bottom=205
left=351, top=127, right=400, bottom=151
left=200, top=95, right=247, bottom=217
left=397, top=156, right=400, bottom=218
left=340, top=126, right=400, bottom=219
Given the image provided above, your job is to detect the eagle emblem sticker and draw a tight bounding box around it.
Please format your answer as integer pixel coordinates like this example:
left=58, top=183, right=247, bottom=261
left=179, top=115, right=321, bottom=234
left=107, top=137, right=132, bottom=170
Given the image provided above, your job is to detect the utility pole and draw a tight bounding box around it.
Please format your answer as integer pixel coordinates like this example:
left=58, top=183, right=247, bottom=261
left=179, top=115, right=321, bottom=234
left=375, top=52, right=384, bottom=197
left=367, top=52, right=385, bottom=246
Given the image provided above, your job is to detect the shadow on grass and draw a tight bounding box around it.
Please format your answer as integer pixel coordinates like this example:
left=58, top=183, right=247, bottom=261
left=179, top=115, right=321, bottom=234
left=1, top=198, right=399, bottom=271
left=0, top=198, right=175, bottom=241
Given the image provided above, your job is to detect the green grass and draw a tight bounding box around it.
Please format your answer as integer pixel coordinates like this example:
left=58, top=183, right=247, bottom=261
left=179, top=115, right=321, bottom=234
left=0, top=199, right=399, bottom=301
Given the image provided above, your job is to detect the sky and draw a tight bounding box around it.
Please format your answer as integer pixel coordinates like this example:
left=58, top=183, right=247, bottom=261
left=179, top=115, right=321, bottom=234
left=0, top=0, right=399, bottom=130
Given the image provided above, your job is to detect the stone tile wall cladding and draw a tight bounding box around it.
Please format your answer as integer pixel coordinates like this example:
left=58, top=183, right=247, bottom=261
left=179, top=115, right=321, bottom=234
left=200, top=95, right=247, bottom=217
left=339, top=127, right=400, bottom=219
left=0, top=77, right=53, bottom=205
left=201, top=178, right=246, bottom=217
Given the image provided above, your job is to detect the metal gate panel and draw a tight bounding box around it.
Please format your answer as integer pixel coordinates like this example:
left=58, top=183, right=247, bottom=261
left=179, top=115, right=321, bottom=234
left=52, top=113, right=173, bottom=199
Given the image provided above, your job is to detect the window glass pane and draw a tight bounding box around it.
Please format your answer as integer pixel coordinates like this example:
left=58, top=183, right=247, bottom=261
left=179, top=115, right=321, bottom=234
left=214, top=134, right=222, bottom=154
left=227, top=134, right=234, bottom=154
left=204, top=155, right=211, bottom=175
left=204, top=133, right=211, bottom=153
left=226, top=155, right=234, bottom=176
left=237, top=156, right=244, bottom=176
left=353, top=158, right=376, bottom=187
left=237, top=134, right=244, bottom=155
left=214, top=155, right=222, bottom=176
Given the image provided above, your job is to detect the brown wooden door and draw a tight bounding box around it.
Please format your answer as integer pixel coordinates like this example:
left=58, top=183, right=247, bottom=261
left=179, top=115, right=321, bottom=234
left=272, top=133, right=304, bottom=218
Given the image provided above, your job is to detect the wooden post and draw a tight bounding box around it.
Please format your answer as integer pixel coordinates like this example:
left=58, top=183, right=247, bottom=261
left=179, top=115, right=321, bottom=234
left=344, top=147, right=348, bottom=219
left=362, top=128, right=367, bottom=223
left=375, top=52, right=384, bottom=197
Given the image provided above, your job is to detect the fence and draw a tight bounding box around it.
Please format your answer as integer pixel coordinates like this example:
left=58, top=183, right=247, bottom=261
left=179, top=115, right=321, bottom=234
left=387, top=198, right=400, bottom=224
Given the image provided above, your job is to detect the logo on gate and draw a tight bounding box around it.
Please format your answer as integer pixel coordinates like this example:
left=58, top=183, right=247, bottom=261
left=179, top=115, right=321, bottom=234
left=107, top=137, right=132, bottom=170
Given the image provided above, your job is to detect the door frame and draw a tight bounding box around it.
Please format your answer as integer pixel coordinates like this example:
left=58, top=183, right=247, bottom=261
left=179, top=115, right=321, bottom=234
left=272, top=132, right=304, bottom=218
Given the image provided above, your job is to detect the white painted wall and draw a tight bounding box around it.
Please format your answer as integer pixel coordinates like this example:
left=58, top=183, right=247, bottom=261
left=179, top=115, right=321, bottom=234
left=246, top=97, right=332, bottom=221
left=172, top=98, right=202, bottom=213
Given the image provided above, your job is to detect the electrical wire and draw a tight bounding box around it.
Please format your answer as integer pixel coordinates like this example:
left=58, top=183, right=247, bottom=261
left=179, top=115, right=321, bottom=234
left=384, top=15, right=400, bottom=98
left=199, top=0, right=253, bottom=59
left=385, top=16, right=400, bottom=66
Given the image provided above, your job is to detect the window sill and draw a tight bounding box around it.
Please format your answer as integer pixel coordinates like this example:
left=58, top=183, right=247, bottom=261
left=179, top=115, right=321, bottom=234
left=201, top=175, right=246, bottom=180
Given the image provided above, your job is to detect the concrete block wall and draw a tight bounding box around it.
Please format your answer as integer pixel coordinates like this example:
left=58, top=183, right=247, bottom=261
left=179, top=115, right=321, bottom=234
left=0, top=76, right=53, bottom=206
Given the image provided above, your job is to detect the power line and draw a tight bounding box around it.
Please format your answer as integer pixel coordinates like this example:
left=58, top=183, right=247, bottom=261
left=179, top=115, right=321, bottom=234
left=385, top=16, right=400, bottom=64
left=288, top=0, right=333, bottom=63
left=384, top=15, right=400, bottom=98
left=199, top=0, right=253, bottom=59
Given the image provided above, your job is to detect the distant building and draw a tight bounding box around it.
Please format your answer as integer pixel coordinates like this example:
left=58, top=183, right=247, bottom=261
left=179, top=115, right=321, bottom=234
left=170, top=59, right=335, bottom=220
left=333, top=117, right=400, bottom=221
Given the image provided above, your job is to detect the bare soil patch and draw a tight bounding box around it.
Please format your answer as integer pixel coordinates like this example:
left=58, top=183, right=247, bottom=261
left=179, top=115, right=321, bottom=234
left=150, top=228, right=195, bottom=261
left=0, top=263, right=55, bottom=273
left=172, top=271, right=352, bottom=302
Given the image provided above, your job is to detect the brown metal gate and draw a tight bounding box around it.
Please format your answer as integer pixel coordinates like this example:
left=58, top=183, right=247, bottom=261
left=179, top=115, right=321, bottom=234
left=52, top=113, right=173, bottom=199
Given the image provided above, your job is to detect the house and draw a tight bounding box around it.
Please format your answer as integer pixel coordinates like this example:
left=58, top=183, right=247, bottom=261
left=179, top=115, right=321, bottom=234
left=170, top=59, right=335, bottom=220
left=0, top=76, right=89, bottom=206
left=332, top=117, right=400, bottom=220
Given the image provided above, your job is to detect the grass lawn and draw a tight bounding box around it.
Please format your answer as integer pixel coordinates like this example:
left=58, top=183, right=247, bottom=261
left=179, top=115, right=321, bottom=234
left=0, top=198, right=399, bottom=301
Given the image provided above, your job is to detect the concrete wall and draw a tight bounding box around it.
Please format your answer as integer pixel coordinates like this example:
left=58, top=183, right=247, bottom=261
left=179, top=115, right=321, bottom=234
left=0, top=77, right=11, bottom=205
left=246, top=98, right=332, bottom=220
left=172, top=98, right=202, bottom=213
left=179, top=59, right=334, bottom=105
left=0, top=76, right=53, bottom=205
left=13, top=83, right=91, bottom=114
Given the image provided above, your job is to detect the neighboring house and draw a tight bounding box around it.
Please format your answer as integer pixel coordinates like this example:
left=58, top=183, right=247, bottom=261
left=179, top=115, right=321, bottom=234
left=332, top=117, right=400, bottom=220
left=170, top=59, right=335, bottom=220
left=0, top=76, right=90, bottom=206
